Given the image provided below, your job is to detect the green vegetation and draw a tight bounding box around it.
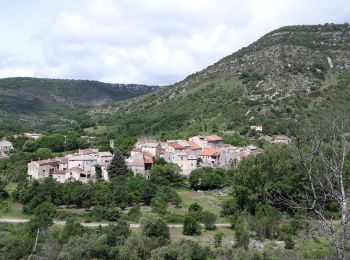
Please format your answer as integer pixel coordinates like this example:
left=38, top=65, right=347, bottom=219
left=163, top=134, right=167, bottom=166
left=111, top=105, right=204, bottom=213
left=1, top=23, right=350, bottom=259
left=0, top=77, right=158, bottom=133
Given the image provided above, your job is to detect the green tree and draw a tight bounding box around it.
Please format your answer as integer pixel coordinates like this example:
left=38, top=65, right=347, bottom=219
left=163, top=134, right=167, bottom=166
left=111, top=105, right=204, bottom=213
left=28, top=202, right=57, bottom=231
left=104, top=221, right=130, bottom=246
left=188, top=202, right=204, bottom=221
left=232, top=146, right=302, bottom=214
left=35, top=148, right=53, bottom=160
left=151, top=196, right=168, bottom=215
left=141, top=215, right=170, bottom=247
left=183, top=215, right=201, bottom=236
left=38, top=134, right=65, bottom=152
left=189, top=167, right=227, bottom=190
left=60, top=219, right=85, bottom=243
left=235, top=217, right=249, bottom=249
left=128, top=205, right=142, bottom=222
left=202, top=211, right=217, bottom=230
left=22, top=139, right=38, bottom=152
left=107, top=149, right=128, bottom=179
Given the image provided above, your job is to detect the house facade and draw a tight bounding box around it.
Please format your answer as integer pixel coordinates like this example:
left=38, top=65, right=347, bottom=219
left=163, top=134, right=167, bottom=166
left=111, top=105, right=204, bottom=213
left=0, top=139, right=13, bottom=156
left=28, top=148, right=113, bottom=182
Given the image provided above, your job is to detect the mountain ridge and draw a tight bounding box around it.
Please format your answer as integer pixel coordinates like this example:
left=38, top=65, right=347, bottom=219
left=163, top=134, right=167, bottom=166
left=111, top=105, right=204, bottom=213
left=0, top=77, right=159, bottom=132
left=90, top=23, right=350, bottom=137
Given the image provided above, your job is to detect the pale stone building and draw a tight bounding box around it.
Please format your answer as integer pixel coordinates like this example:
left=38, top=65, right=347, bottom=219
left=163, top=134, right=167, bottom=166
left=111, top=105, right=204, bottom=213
left=273, top=135, right=291, bottom=144
left=126, top=152, right=153, bottom=178
left=0, top=139, right=13, bottom=156
left=189, top=135, right=224, bottom=148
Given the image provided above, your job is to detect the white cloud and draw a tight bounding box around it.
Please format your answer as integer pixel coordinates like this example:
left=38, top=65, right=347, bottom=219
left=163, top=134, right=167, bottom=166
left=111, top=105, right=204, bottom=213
left=1, top=0, right=349, bottom=85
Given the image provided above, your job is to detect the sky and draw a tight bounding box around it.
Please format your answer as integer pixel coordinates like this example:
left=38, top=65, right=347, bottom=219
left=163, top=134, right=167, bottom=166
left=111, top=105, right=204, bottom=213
left=0, top=0, right=349, bottom=85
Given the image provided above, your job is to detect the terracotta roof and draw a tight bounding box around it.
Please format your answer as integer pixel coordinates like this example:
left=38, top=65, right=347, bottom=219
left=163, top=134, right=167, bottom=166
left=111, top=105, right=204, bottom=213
left=200, top=148, right=221, bottom=157
left=168, top=143, right=185, bottom=149
left=185, top=141, right=201, bottom=149
left=35, top=159, right=59, bottom=165
left=144, top=154, right=153, bottom=164
left=203, top=135, right=223, bottom=142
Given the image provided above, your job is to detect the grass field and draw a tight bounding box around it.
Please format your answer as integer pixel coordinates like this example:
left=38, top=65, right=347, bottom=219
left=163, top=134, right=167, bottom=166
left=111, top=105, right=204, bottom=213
left=175, top=189, right=229, bottom=223
left=84, top=125, right=120, bottom=136
left=0, top=199, right=27, bottom=218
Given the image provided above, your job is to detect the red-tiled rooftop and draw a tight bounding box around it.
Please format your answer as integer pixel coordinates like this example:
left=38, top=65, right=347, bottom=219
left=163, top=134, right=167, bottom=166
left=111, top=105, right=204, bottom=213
left=203, top=135, right=223, bottom=142
left=185, top=141, right=201, bottom=149
left=144, top=155, right=153, bottom=164
left=200, top=148, right=221, bottom=157
left=168, top=143, right=185, bottom=149
left=35, top=159, right=59, bottom=165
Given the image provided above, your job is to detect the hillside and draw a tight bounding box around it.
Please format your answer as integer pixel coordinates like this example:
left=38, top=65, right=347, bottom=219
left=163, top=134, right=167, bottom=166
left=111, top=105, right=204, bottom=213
left=0, top=77, right=158, bottom=132
left=91, top=23, right=350, bottom=137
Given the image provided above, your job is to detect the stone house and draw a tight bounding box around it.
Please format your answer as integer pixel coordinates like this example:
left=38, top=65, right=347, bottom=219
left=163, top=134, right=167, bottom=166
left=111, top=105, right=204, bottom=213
left=272, top=135, right=291, bottom=144
left=67, top=155, right=97, bottom=174
left=189, top=135, right=224, bottom=148
left=199, top=148, right=222, bottom=167
left=27, top=159, right=60, bottom=180
left=97, top=151, right=113, bottom=166
left=0, top=139, right=13, bottom=155
left=135, top=140, right=161, bottom=158
left=217, top=145, right=240, bottom=169
left=126, top=152, right=153, bottom=178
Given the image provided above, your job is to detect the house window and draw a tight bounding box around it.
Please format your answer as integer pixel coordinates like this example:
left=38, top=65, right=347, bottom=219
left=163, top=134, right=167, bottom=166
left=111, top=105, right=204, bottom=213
left=70, top=172, right=72, bottom=176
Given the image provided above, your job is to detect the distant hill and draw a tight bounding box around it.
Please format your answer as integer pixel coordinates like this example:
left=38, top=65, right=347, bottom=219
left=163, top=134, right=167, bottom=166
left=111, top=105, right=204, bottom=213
left=0, top=77, right=158, bottom=132
left=91, top=23, right=350, bottom=137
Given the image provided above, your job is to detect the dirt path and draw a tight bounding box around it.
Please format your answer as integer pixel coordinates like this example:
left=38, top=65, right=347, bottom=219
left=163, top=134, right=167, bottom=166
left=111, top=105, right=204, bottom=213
left=0, top=217, right=231, bottom=228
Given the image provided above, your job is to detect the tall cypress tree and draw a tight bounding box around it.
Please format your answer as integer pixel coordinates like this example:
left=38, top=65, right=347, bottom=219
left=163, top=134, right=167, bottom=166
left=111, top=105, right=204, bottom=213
left=107, top=149, right=128, bottom=179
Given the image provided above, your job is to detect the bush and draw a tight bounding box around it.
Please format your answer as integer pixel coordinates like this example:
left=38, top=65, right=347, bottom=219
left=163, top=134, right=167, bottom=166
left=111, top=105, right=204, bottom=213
left=141, top=215, right=170, bottom=247
left=221, top=198, right=238, bottom=216
left=235, top=216, right=249, bottom=249
left=249, top=204, right=281, bottom=239
left=183, top=215, right=201, bottom=236
left=202, top=211, right=217, bottom=230
left=127, top=205, right=141, bottom=222
left=189, top=167, right=227, bottom=190
left=188, top=202, right=204, bottom=221
left=284, top=236, right=295, bottom=250
left=151, top=196, right=168, bottom=215
left=214, top=232, right=224, bottom=247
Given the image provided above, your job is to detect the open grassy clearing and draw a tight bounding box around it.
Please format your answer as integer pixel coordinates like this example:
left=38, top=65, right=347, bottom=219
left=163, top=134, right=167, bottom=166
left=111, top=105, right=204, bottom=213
left=175, top=189, right=229, bottom=223
left=84, top=125, right=119, bottom=136
left=0, top=199, right=27, bottom=218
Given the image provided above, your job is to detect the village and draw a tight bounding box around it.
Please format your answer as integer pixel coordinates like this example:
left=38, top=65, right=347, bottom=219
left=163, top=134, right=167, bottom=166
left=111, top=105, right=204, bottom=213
left=23, top=131, right=291, bottom=183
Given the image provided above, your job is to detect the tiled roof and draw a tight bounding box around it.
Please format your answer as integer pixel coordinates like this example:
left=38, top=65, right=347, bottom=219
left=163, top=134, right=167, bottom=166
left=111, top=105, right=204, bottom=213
left=168, top=143, right=185, bottom=149
left=185, top=141, right=201, bottom=149
left=203, top=135, right=223, bottom=142
left=35, top=159, right=59, bottom=165
left=144, top=155, right=153, bottom=164
left=200, top=148, right=221, bottom=157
